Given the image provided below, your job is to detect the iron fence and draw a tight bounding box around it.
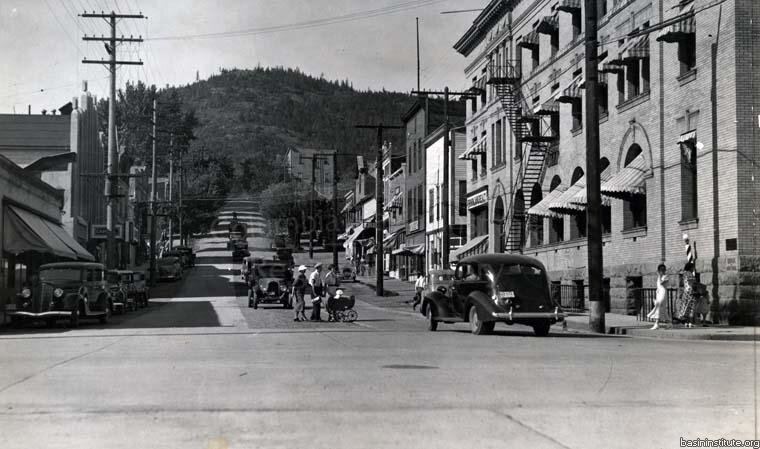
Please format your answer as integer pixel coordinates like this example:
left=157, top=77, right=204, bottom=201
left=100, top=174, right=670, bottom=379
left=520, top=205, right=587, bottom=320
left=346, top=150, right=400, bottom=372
left=551, top=284, right=586, bottom=313
left=637, top=288, right=679, bottom=322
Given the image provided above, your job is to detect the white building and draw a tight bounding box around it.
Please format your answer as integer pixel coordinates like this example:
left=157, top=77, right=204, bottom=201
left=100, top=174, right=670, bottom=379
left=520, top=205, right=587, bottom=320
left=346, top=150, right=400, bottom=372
left=285, top=147, right=336, bottom=199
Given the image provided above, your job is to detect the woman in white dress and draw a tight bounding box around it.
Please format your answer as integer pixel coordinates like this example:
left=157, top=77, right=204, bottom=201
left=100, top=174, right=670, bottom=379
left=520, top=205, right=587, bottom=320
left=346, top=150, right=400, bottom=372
left=647, top=264, right=670, bottom=330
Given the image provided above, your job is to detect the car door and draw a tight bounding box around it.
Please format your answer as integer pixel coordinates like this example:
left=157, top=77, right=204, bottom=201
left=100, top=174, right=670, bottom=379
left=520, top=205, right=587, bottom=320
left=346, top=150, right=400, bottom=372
left=453, top=263, right=486, bottom=316
left=92, top=268, right=107, bottom=311
left=450, top=264, right=472, bottom=317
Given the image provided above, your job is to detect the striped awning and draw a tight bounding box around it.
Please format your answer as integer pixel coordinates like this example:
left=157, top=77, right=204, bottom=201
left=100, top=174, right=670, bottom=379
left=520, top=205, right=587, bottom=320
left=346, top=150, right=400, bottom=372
left=340, top=202, right=354, bottom=214
left=526, top=187, right=566, bottom=218
left=517, top=30, right=540, bottom=49
left=606, top=41, right=630, bottom=66
left=459, top=140, right=485, bottom=160
left=599, top=63, right=625, bottom=74
left=383, top=229, right=404, bottom=250
left=547, top=179, right=586, bottom=214
left=570, top=165, right=613, bottom=207
left=383, top=191, right=403, bottom=211
left=656, top=2, right=695, bottom=43
left=469, top=76, right=488, bottom=94
left=556, top=75, right=583, bottom=103
left=556, top=0, right=582, bottom=13
left=451, top=234, right=489, bottom=260
left=678, top=129, right=696, bottom=144
left=601, top=154, right=648, bottom=198
left=534, top=99, right=559, bottom=115
left=537, top=13, right=559, bottom=35
left=392, top=244, right=425, bottom=256
left=624, top=36, right=650, bottom=60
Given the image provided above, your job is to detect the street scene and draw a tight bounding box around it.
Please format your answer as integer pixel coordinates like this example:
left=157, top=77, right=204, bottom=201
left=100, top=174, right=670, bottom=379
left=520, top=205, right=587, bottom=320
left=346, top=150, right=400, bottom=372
left=1, top=0, right=759, bottom=448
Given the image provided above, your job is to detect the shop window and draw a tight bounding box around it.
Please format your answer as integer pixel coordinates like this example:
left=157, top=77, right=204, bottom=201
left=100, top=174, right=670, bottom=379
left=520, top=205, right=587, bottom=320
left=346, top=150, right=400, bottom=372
left=459, top=181, right=467, bottom=216
left=529, top=183, right=544, bottom=246
left=571, top=99, right=583, bottom=132
left=678, top=33, right=696, bottom=76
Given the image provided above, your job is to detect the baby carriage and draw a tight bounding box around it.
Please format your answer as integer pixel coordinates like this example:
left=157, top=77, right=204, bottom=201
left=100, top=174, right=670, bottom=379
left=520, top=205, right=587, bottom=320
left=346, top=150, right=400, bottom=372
left=328, top=289, right=358, bottom=322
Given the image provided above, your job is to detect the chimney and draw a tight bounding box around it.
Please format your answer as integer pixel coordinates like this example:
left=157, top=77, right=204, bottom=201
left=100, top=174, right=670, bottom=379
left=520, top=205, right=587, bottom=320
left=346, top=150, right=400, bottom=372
left=73, top=97, right=79, bottom=110
left=82, top=80, right=88, bottom=92
left=28, top=105, right=31, bottom=115
left=41, top=109, right=47, bottom=115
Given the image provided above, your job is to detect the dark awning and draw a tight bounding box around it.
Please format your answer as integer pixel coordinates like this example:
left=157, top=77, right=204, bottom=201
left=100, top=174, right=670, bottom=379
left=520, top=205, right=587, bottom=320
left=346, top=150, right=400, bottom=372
left=3, top=205, right=94, bottom=261
left=556, top=75, right=583, bottom=103
left=556, top=0, right=582, bottom=13
left=451, top=235, right=489, bottom=260
left=536, top=13, right=559, bottom=35
left=656, top=2, right=695, bottom=43
left=517, top=30, right=539, bottom=49
left=623, top=36, right=650, bottom=61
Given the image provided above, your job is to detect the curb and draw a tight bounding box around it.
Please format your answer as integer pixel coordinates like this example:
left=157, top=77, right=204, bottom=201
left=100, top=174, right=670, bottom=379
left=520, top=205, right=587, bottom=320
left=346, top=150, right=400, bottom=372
left=563, top=317, right=759, bottom=341
left=353, top=279, right=400, bottom=297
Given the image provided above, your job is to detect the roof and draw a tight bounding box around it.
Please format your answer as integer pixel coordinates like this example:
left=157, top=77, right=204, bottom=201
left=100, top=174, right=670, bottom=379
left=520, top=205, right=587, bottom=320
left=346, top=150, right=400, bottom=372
left=40, top=262, right=105, bottom=269
left=0, top=153, right=64, bottom=203
left=454, top=0, right=516, bottom=57
left=459, top=253, right=546, bottom=268
left=0, top=114, right=71, bottom=158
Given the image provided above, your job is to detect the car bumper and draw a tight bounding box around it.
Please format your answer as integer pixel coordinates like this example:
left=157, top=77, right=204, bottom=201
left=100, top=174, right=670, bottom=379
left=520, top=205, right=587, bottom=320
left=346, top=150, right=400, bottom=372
left=6, top=311, right=72, bottom=318
left=491, top=308, right=565, bottom=322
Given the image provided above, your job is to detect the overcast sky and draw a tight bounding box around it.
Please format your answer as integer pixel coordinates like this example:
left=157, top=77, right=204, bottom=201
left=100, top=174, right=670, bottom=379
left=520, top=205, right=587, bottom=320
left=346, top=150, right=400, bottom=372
left=0, top=0, right=485, bottom=114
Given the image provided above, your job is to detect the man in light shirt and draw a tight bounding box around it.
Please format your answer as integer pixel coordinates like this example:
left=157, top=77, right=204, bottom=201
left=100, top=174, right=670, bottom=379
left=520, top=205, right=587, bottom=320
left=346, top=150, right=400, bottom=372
left=412, top=271, right=426, bottom=311
left=308, top=263, right=324, bottom=321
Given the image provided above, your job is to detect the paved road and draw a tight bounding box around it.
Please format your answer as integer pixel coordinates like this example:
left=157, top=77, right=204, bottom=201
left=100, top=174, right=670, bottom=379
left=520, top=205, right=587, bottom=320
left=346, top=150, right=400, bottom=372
left=0, top=206, right=756, bottom=449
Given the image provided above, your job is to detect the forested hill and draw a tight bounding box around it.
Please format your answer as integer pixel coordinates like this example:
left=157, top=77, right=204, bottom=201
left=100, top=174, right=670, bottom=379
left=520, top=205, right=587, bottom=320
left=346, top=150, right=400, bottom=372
left=170, top=67, right=413, bottom=192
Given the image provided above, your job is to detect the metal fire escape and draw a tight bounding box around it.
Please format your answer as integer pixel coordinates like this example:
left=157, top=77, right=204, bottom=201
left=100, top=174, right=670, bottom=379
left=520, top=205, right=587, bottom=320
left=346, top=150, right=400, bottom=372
left=486, top=59, right=557, bottom=253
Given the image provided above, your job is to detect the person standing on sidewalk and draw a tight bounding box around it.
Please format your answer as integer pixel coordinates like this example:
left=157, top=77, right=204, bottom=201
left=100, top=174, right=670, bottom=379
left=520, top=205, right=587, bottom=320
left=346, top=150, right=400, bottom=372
left=412, top=271, right=426, bottom=311
left=323, top=264, right=338, bottom=322
left=292, top=265, right=308, bottom=322
left=677, top=262, right=698, bottom=328
left=367, top=256, right=374, bottom=276
left=309, top=263, right=324, bottom=321
left=647, top=264, right=670, bottom=330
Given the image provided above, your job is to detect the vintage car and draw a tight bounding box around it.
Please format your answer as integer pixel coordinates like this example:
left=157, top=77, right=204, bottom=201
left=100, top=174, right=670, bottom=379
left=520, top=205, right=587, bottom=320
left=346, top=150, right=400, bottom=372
left=174, top=246, right=196, bottom=267
left=248, top=262, right=293, bottom=309
left=163, top=249, right=190, bottom=268
left=274, top=248, right=294, bottom=265
left=4, top=262, right=113, bottom=327
left=340, top=266, right=356, bottom=282
left=420, top=254, right=564, bottom=336
left=158, top=256, right=183, bottom=281
left=232, top=240, right=250, bottom=261
left=129, top=271, right=150, bottom=307
left=106, top=270, right=135, bottom=313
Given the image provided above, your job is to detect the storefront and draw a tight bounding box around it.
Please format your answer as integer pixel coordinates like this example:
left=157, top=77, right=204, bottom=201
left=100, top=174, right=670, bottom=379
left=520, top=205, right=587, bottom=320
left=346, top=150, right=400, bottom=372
left=467, top=186, right=489, bottom=240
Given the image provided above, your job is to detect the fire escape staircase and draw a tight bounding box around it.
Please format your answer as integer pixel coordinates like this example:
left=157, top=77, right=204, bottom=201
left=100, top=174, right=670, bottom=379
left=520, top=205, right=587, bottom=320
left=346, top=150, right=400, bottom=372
left=486, top=60, right=556, bottom=253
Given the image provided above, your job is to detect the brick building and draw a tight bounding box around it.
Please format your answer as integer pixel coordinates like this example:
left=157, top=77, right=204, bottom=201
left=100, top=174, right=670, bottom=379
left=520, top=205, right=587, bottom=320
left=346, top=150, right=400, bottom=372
left=454, top=0, right=759, bottom=324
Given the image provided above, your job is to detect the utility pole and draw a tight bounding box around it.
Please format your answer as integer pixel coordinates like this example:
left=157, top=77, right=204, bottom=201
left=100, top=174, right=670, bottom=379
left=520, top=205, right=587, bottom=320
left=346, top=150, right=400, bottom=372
left=310, top=154, right=316, bottom=259
left=584, top=0, right=605, bottom=333
left=411, top=89, right=475, bottom=268
left=179, top=148, right=183, bottom=246
left=416, top=17, right=421, bottom=91
left=168, top=133, right=174, bottom=250
left=149, top=99, right=158, bottom=287
left=81, top=10, right=145, bottom=269
left=332, top=151, right=339, bottom=271
left=355, top=124, right=402, bottom=296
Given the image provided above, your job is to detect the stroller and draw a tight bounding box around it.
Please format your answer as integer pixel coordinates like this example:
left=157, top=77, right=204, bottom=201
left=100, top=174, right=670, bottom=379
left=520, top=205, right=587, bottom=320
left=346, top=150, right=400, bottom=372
left=328, top=289, right=358, bottom=322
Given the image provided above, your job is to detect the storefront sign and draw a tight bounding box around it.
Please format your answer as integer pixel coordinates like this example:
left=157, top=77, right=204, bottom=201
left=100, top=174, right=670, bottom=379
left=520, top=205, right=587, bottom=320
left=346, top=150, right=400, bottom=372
left=467, top=188, right=488, bottom=210
left=91, top=224, right=123, bottom=240
left=408, top=220, right=419, bottom=233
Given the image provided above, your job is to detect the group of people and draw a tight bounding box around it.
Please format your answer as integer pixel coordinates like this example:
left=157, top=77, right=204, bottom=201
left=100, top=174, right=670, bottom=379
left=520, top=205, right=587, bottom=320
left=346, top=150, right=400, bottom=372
left=349, top=255, right=373, bottom=276
left=647, top=261, right=710, bottom=330
left=291, top=263, right=343, bottom=322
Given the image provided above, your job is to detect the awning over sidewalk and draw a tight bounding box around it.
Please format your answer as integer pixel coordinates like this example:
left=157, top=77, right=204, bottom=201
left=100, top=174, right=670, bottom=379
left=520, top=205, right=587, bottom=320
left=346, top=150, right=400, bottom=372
left=392, top=244, right=425, bottom=256
left=601, top=154, right=648, bottom=198
left=451, top=234, right=489, bottom=260
left=526, top=187, right=565, bottom=218
left=383, top=229, right=404, bottom=250
left=343, top=224, right=374, bottom=249
left=3, top=205, right=94, bottom=261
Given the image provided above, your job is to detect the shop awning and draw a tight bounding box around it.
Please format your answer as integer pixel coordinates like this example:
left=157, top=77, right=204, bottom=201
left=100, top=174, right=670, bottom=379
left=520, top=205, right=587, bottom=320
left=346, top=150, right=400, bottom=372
left=556, top=75, right=583, bottom=103
left=383, top=192, right=403, bottom=211
left=468, top=76, right=488, bottom=94
left=459, top=140, right=485, bottom=160
left=601, top=154, right=648, bottom=198
left=556, top=0, right=582, bottom=13
left=343, top=224, right=374, bottom=249
left=517, top=30, right=539, bottom=49
left=3, top=205, right=94, bottom=261
left=382, top=229, right=404, bottom=250
left=599, top=63, right=624, bottom=74
left=392, top=244, right=424, bottom=256
left=547, top=179, right=587, bottom=214
left=570, top=165, right=613, bottom=207
left=536, top=13, right=559, bottom=35
left=534, top=99, right=559, bottom=115
left=656, top=2, right=695, bottom=43
left=451, top=235, right=489, bottom=260
left=526, top=187, right=566, bottom=218
left=623, top=36, right=650, bottom=61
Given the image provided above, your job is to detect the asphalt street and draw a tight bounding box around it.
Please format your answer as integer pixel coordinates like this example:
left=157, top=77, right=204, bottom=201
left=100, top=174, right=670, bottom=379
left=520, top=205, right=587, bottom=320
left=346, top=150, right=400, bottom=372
left=0, top=205, right=757, bottom=449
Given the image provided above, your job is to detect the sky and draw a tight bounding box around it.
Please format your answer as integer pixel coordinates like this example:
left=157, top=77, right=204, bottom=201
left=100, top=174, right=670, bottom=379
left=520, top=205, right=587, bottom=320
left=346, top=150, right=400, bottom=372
left=0, top=0, right=486, bottom=114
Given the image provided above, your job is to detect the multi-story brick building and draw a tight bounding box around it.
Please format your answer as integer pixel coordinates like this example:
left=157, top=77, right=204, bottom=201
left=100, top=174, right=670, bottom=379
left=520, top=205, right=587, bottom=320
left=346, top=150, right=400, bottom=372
left=454, top=0, right=759, bottom=324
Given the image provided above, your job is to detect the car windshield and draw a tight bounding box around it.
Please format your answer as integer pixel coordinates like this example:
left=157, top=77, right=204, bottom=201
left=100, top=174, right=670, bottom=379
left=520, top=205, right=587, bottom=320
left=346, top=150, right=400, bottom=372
left=484, top=263, right=549, bottom=299
left=39, top=268, right=81, bottom=282
left=120, top=274, right=132, bottom=282
left=159, top=258, right=178, bottom=266
left=257, top=265, right=287, bottom=278
left=106, top=273, right=120, bottom=283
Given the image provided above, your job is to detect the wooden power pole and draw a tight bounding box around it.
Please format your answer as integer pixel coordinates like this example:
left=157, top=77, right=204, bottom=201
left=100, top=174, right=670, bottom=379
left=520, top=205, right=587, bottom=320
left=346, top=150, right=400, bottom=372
left=81, top=10, right=145, bottom=268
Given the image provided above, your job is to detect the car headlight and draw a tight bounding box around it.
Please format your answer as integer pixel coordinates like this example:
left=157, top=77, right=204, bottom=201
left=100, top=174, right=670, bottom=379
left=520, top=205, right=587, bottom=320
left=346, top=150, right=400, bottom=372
left=21, top=288, right=32, bottom=299
left=53, top=288, right=64, bottom=298
left=492, top=294, right=506, bottom=307
left=280, top=284, right=288, bottom=292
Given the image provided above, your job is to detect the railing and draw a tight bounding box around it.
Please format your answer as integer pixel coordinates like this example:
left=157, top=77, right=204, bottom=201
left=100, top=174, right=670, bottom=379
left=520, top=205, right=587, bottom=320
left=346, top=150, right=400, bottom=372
left=638, top=288, right=679, bottom=322
left=487, top=60, right=521, bottom=83
left=551, top=284, right=586, bottom=313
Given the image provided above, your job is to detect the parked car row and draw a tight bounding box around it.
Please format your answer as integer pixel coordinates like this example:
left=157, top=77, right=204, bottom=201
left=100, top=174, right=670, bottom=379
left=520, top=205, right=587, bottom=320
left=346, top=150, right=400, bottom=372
left=3, top=262, right=151, bottom=328
left=157, top=246, right=196, bottom=282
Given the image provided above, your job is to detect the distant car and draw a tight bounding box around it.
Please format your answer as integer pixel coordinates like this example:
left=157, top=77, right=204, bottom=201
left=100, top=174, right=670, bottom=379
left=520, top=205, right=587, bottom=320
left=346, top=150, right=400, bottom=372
left=249, top=262, right=293, bottom=309
left=232, top=241, right=250, bottom=261
left=4, top=262, right=113, bottom=327
left=158, top=256, right=183, bottom=281
left=164, top=250, right=190, bottom=268
left=340, top=267, right=356, bottom=282
left=174, top=246, right=196, bottom=267
left=420, top=254, right=564, bottom=336
left=129, top=271, right=150, bottom=307
left=106, top=270, right=135, bottom=313
left=275, top=248, right=294, bottom=265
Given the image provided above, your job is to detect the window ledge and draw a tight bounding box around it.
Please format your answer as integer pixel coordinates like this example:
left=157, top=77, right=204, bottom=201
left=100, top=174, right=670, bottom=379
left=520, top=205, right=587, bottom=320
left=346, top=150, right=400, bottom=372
left=621, top=226, right=648, bottom=239
left=571, top=126, right=583, bottom=136
left=616, top=91, right=651, bottom=113
left=679, top=217, right=699, bottom=230
left=677, top=68, right=697, bottom=86
left=599, top=112, right=609, bottom=124
left=490, top=162, right=506, bottom=173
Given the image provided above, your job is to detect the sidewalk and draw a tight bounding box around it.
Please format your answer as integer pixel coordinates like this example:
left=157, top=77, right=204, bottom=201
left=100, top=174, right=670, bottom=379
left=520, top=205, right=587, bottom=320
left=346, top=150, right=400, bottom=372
left=356, top=274, right=758, bottom=341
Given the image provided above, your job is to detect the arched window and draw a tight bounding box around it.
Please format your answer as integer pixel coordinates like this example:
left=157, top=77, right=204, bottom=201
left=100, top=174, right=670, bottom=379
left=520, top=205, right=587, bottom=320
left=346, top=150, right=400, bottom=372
left=623, top=145, right=647, bottom=230
left=549, top=175, right=564, bottom=243
left=570, top=167, right=586, bottom=239
left=600, top=157, right=612, bottom=234
left=529, top=183, right=544, bottom=246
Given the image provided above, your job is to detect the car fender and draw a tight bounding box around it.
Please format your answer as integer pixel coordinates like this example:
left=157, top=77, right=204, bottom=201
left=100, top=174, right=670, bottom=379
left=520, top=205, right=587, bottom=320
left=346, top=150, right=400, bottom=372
left=421, top=291, right=454, bottom=319
left=465, top=290, right=498, bottom=322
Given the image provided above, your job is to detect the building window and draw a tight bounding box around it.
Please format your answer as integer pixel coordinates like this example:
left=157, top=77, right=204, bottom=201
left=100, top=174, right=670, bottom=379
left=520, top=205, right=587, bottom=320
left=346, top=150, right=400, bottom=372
left=599, top=0, right=608, bottom=17
left=617, top=69, right=625, bottom=105
left=626, top=61, right=640, bottom=99
left=570, top=167, right=587, bottom=239
left=678, top=33, right=696, bottom=76
left=531, top=46, right=539, bottom=71
left=417, top=138, right=423, bottom=170
left=641, top=57, right=650, bottom=93
left=600, top=158, right=611, bottom=234
left=428, top=188, right=434, bottom=223
left=459, top=181, right=467, bottom=216
left=480, top=153, right=487, bottom=176
left=550, top=112, right=559, bottom=139
left=471, top=158, right=477, bottom=180
left=408, top=189, right=413, bottom=221
left=572, top=11, right=582, bottom=40
left=417, top=185, right=423, bottom=219
left=551, top=30, right=559, bottom=57
left=599, top=82, right=609, bottom=117
left=571, top=99, right=583, bottom=132
left=623, top=145, right=647, bottom=230
left=435, top=186, right=440, bottom=221
left=549, top=176, right=564, bottom=243
left=495, top=120, right=503, bottom=165
left=491, top=123, right=496, bottom=167
left=681, top=123, right=698, bottom=221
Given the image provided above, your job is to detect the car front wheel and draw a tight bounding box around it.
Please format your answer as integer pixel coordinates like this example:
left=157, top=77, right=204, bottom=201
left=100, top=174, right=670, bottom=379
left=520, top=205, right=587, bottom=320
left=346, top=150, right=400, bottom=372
left=532, top=320, right=551, bottom=337
left=426, top=306, right=438, bottom=332
left=469, top=305, right=494, bottom=335
left=99, top=302, right=112, bottom=324
left=69, top=304, right=80, bottom=328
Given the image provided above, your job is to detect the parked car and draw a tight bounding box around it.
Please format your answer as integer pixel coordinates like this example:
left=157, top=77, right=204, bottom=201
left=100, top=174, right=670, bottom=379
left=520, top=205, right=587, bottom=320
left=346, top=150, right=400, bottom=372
left=248, top=262, right=293, bottom=309
left=129, top=271, right=150, bottom=307
left=4, top=262, right=113, bottom=327
left=158, top=256, right=183, bottom=281
left=106, top=270, right=135, bottom=313
left=340, top=266, right=356, bottom=283
left=232, top=240, right=250, bottom=261
left=163, top=250, right=190, bottom=268
left=174, top=246, right=196, bottom=267
left=420, top=254, right=564, bottom=336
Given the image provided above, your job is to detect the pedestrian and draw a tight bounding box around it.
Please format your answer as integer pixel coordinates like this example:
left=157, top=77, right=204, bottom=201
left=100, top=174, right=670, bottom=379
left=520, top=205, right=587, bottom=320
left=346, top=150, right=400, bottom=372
left=309, top=263, right=324, bottom=321
left=677, top=262, right=698, bottom=328
left=412, top=271, right=426, bottom=311
left=694, top=282, right=711, bottom=326
left=359, top=256, right=366, bottom=276
left=323, top=264, right=339, bottom=322
left=647, top=263, right=670, bottom=330
left=292, top=265, right=308, bottom=322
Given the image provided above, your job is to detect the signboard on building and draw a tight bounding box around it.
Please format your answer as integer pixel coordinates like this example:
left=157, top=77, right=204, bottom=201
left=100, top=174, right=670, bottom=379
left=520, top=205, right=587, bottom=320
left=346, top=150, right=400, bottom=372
left=408, top=220, right=419, bottom=233
left=467, top=187, right=488, bottom=210
left=91, top=224, right=123, bottom=240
